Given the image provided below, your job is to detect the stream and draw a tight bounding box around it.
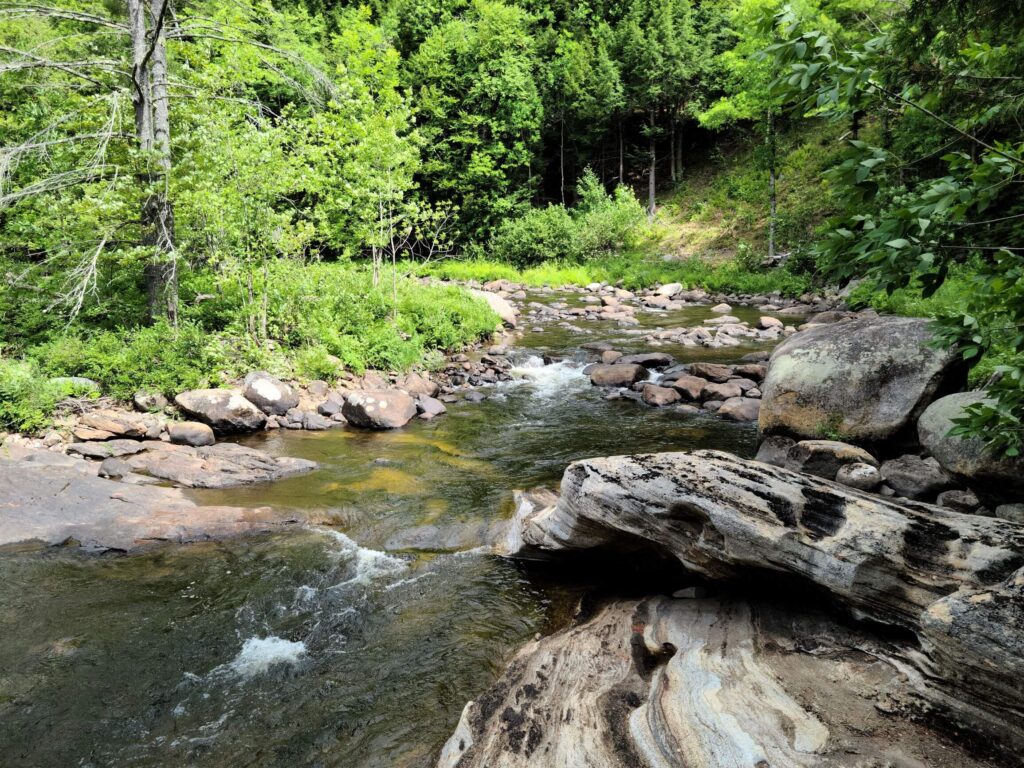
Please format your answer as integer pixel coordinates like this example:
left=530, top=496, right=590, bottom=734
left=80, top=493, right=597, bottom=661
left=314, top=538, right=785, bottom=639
left=0, top=295, right=773, bottom=767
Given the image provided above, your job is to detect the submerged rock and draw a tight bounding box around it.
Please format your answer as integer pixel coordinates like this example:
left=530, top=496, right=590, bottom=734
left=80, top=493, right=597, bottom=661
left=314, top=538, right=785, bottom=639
left=759, top=316, right=964, bottom=442
left=119, top=442, right=316, bottom=488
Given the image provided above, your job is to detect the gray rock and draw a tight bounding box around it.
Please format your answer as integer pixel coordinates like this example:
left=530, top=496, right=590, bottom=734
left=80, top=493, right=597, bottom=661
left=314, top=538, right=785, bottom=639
left=668, top=374, right=705, bottom=401
left=242, top=371, right=300, bottom=416
left=600, top=350, right=623, bottom=364
left=73, top=409, right=160, bottom=441
left=759, top=316, right=964, bottom=442
left=614, top=352, right=673, bottom=368
left=469, top=288, right=517, bottom=327
left=701, top=381, right=742, bottom=401
left=937, top=489, right=981, bottom=514
left=98, top=457, right=131, bottom=479
left=302, top=412, right=335, bottom=430
left=835, top=462, right=882, bottom=491
left=917, top=392, right=1024, bottom=499
left=994, top=503, right=1024, bottom=524
left=66, top=439, right=148, bottom=460
left=786, top=439, right=878, bottom=480
left=167, top=421, right=216, bottom=447
left=124, top=442, right=316, bottom=488
left=505, top=450, right=1024, bottom=761
left=463, top=391, right=487, bottom=403
left=174, top=389, right=267, bottom=434
left=688, top=362, right=733, bottom=383
left=317, top=393, right=345, bottom=416
left=755, top=435, right=795, bottom=468
left=417, top=395, right=447, bottom=416
left=342, top=390, right=418, bottom=429
left=396, top=372, right=439, bottom=398
left=132, top=391, right=168, bottom=412
left=880, top=454, right=954, bottom=500
left=589, top=363, right=647, bottom=388
left=717, top=397, right=760, bottom=422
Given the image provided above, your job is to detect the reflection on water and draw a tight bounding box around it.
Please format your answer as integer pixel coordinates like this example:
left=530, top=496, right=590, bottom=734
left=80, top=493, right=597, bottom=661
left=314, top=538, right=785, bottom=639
left=0, top=298, right=765, bottom=767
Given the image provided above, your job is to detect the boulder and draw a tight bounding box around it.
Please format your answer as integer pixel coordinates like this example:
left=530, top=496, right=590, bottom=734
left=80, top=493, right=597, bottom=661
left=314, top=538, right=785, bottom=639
left=66, top=439, right=148, bottom=460
left=710, top=303, right=732, bottom=313
left=717, top=396, right=760, bottom=422
left=835, top=462, right=882, bottom=491
left=416, top=395, right=447, bottom=416
left=167, top=421, right=216, bottom=447
left=589, top=364, right=647, bottom=388
left=242, top=371, right=300, bottom=416
left=600, top=350, right=622, bottom=364
left=641, top=384, right=681, bottom=407
left=917, top=392, right=1024, bottom=497
left=342, top=390, right=418, bottom=429
left=757, top=316, right=784, bottom=330
left=687, top=362, right=733, bottom=383
left=396, top=372, right=439, bottom=398
left=668, top=374, right=705, bottom=401
left=469, top=288, right=517, bottom=327
left=98, top=457, right=131, bottom=479
left=174, top=389, right=267, bottom=434
left=613, top=352, right=673, bottom=368
left=880, top=454, right=954, bottom=500
left=759, top=316, right=964, bottom=442
left=655, top=281, right=682, bottom=297
left=937, top=489, right=981, bottom=514
left=73, top=409, right=160, bottom=441
left=439, top=596, right=994, bottom=768
left=755, top=435, right=795, bottom=468
left=506, top=450, right=1024, bottom=760
left=786, top=439, right=878, bottom=480
left=701, top=381, right=742, bottom=401
left=733, top=363, right=767, bottom=381
left=132, top=392, right=168, bottom=412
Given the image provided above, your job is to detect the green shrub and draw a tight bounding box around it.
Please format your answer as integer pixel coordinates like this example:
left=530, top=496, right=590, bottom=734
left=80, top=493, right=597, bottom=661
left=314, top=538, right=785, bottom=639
left=293, top=345, right=342, bottom=381
left=0, top=358, right=62, bottom=433
left=491, top=204, right=581, bottom=266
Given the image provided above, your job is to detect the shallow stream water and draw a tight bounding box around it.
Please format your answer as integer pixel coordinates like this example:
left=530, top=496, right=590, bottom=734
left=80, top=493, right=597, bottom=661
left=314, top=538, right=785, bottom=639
left=0, top=297, right=776, bottom=767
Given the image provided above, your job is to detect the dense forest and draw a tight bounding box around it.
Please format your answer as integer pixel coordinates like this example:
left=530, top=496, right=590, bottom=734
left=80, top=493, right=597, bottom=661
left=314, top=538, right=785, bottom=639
left=1, top=0, right=1022, bottom=452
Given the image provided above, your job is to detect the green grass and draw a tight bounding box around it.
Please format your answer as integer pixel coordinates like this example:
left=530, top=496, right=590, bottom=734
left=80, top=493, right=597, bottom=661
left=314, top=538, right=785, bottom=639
left=416, top=254, right=812, bottom=297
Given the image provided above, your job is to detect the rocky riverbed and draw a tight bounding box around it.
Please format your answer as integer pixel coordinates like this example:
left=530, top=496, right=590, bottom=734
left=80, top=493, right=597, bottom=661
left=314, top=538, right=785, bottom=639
left=1, top=279, right=1020, bottom=767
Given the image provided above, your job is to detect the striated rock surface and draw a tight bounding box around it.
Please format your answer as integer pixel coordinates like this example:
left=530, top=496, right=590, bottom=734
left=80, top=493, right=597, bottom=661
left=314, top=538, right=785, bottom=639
left=439, top=595, right=1000, bottom=768
left=759, top=316, right=964, bottom=442
left=506, top=450, right=1024, bottom=758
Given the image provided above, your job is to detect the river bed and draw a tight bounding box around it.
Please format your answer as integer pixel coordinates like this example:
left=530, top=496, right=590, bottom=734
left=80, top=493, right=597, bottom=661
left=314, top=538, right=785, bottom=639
left=0, top=298, right=770, bottom=767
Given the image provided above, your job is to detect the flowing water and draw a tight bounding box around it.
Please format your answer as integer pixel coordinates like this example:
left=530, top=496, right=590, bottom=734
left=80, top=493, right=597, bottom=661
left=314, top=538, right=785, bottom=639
left=0, top=296, right=778, bottom=768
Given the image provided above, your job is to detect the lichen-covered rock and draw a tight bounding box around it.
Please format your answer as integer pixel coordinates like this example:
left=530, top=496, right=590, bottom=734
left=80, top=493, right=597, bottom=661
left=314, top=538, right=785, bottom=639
left=242, top=371, right=300, bottom=416
left=342, top=390, right=417, bottom=429
left=174, top=389, right=267, bottom=434
left=759, top=316, right=964, bottom=442
left=918, top=391, right=1024, bottom=497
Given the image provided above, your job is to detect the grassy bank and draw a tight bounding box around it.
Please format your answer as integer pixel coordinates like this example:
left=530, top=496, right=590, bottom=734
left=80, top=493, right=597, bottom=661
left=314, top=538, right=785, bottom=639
left=0, top=263, right=498, bottom=433
left=418, top=255, right=813, bottom=297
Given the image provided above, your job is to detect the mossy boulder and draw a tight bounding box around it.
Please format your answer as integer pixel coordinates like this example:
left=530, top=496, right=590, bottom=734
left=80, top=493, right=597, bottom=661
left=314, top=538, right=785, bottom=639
left=759, top=316, right=964, bottom=443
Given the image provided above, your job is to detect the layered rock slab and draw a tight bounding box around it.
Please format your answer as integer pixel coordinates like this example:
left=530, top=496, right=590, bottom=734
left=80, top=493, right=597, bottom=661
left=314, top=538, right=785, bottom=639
left=508, top=450, right=1024, bottom=758
left=439, top=596, right=997, bottom=768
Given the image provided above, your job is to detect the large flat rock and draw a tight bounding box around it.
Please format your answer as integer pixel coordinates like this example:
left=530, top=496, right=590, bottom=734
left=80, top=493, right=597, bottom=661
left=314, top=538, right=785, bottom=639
left=507, top=449, right=1024, bottom=759
left=0, top=452, right=293, bottom=552
left=439, top=596, right=999, bottom=767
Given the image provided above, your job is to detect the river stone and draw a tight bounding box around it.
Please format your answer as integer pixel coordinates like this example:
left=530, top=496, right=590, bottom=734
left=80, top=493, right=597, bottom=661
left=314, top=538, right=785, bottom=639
left=669, top=374, right=705, bottom=401
left=880, top=454, right=954, bottom=500
left=614, top=352, right=673, bottom=368
left=342, top=390, right=417, bottom=429
left=701, top=381, right=742, bottom=401
left=167, top=421, right=216, bottom=447
left=759, top=316, right=964, bottom=442
left=417, top=395, right=447, bottom=416
left=710, top=302, right=732, bottom=313
left=836, top=462, right=882, bottom=491
left=132, top=391, right=168, bottom=412
left=469, top=288, right=517, bottom=327
left=655, top=281, right=682, bottom=297
left=917, top=392, right=1024, bottom=497
left=396, top=372, right=439, bottom=398
left=786, top=439, right=878, bottom=480
left=641, top=384, right=681, bottom=407
left=718, top=396, right=760, bottom=422
left=600, top=350, right=623, bottom=364
left=758, top=315, right=784, bottom=330
left=755, top=435, right=795, bottom=468
left=242, top=371, right=300, bottom=416
left=688, top=362, right=733, bottom=383
left=937, top=489, right=981, bottom=514
left=174, top=389, right=267, bottom=434
left=733, top=363, right=767, bottom=381
left=73, top=409, right=160, bottom=441
left=589, top=363, right=647, bottom=388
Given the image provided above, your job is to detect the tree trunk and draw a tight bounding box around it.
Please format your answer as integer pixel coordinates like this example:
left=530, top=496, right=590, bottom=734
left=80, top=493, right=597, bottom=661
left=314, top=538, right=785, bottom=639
left=618, top=117, right=624, bottom=185
left=669, top=119, right=676, bottom=183
left=128, top=0, right=152, bottom=154
left=767, top=111, right=777, bottom=262
left=148, top=0, right=176, bottom=324
left=647, top=111, right=656, bottom=221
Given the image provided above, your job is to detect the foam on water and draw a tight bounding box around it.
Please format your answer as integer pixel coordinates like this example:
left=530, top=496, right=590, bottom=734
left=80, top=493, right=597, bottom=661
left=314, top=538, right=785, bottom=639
left=228, top=636, right=307, bottom=677
left=319, top=529, right=408, bottom=586
left=507, top=356, right=585, bottom=397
